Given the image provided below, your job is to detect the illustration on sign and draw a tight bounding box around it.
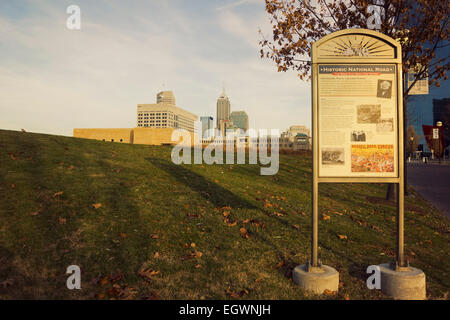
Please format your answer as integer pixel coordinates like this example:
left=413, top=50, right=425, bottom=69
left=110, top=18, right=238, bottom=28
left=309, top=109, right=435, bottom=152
left=318, top=64, right=398, bottom=177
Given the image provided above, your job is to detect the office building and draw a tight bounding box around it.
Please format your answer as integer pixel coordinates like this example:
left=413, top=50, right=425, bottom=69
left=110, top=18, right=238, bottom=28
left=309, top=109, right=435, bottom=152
left=230, top=111, right=249, bottom=131
left=137, top=91, right=198, bottom=132
left=200, top=116, right=214, bottom=139
left=216, top=89, right=230, bottom=129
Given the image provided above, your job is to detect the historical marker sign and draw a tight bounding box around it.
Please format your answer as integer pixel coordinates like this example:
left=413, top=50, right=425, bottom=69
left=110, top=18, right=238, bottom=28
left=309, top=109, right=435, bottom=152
left=433, top=128, right=439, bottom=139
left=308, top=29, right=406, bottom=268
left=318, top=64, right=398, bottom=177
left=312, top=29, right=404, bottom=184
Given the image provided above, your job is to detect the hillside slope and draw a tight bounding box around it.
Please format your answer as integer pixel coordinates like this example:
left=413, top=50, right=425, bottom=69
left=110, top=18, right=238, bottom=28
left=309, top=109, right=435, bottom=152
left=0, top=129, right=448, bottom=299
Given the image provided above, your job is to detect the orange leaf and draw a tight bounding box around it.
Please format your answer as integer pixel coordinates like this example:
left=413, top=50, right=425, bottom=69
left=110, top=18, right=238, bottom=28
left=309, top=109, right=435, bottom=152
left=92, top=203, right=102, bottom=209
left=58, top=217, right=67, bottom=225
left=120, top=232, right=127, bottom=239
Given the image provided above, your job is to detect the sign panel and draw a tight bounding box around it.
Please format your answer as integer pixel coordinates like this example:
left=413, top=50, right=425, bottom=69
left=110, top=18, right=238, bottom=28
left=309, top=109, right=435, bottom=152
left=408, top=73, right=429, bottom=95
left=318, top=64, right=398, bottom=177
left=433, top=128, right=439, bottom=139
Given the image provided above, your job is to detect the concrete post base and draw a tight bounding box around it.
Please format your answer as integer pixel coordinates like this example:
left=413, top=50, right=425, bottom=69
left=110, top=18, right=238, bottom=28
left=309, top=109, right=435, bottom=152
left=292, top=264, right=339, bottom=294
left=379, top=263, right=426, bottom=300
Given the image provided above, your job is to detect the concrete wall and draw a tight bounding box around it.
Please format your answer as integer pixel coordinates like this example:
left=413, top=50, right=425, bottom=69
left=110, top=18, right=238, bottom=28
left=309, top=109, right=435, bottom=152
left=73, top=128, right=134, bottom=143
left=133, top=127, right=176, bottom=145
left=73, top=127, right=194, bottom=146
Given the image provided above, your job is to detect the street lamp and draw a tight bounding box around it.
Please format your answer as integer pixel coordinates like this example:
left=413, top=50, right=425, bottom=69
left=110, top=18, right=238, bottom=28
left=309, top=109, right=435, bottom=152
left=409, top=136, right=414, bottom=160
left=436, top=121, right=443, bottom=164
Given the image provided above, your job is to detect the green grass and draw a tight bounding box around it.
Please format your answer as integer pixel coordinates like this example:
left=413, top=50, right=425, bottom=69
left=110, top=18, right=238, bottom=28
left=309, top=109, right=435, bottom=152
left=0, top=129, right=449, bottom=300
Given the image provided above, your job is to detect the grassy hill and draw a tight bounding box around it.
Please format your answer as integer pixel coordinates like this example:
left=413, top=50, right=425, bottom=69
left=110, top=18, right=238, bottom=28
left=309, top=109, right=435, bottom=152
left=0, top=129, right=449, bottom=300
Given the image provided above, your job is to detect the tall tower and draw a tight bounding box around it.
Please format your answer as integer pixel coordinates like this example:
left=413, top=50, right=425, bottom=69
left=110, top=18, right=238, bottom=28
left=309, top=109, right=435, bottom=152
left=156, top=91, right=176, bottom=105
left=216, top=88, right=230, bottom=128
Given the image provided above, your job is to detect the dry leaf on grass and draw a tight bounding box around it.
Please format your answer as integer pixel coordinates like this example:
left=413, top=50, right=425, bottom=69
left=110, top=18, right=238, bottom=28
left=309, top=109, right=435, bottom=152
left=323, top=289, right=336, bottom=295
left=53, top=191, right=64, bottom=197
left=239, top=227, right=249, bottom=239
left=337, top=234, right=348, bottom=240
left=92, top=203, right=102, bottom=209
left=138, top=268, right=160, bottom=281
left=226, top=289, right=248, bottom=299
left=58, top=217, right=67, bottom=225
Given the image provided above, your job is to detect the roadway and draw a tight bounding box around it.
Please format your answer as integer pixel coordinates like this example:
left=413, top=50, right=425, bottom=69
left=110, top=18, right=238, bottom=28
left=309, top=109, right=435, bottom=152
left=407, top=161, right=450, bottom=218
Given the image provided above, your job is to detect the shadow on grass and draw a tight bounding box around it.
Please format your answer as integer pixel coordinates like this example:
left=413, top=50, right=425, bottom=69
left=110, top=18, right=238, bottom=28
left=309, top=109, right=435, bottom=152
left=146, top=157, right=257, bottom=209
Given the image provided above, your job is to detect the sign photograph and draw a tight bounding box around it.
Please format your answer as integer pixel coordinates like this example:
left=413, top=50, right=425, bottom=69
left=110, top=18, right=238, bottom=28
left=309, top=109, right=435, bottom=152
left=317, top=64, right=398, bottom=177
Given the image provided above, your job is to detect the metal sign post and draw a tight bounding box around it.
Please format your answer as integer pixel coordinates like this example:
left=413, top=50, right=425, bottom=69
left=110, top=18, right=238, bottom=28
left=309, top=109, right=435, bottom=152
left=292, top=29, right=426, bottom=299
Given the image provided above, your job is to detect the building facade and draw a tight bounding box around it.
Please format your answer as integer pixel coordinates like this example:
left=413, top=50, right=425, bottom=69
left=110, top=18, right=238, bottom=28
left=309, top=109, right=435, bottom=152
left=433, top=98, right=450, bottom=148
left=156, top=91, right=176, bottom=105
left=137, top=91, right=198, bottom=132
left=216, top=89, right=230, bottom=129
left=280, top=125, right=311, bottom=150
left=200, top=116, right=214, bottom=139
left=230, top=111, right=249, bottom=131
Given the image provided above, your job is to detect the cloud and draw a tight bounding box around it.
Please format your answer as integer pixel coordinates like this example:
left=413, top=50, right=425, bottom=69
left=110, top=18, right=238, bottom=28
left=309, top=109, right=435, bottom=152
left=216, top=0, right=262, bottom=11
left=0, top=1, right=312, bottom=136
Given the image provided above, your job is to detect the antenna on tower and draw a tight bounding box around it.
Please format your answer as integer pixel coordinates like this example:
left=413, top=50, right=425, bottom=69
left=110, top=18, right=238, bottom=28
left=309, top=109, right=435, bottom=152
left=221, top=81, right=226, bottom=96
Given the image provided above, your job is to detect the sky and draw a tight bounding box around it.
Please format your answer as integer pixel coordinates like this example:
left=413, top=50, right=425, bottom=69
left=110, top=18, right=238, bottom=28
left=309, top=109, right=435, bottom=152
left=0, top=0, right=312, bottom=137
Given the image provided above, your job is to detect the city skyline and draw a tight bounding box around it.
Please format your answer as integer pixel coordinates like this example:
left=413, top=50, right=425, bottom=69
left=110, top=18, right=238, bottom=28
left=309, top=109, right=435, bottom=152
left=0, top=0, right=312, bottom=137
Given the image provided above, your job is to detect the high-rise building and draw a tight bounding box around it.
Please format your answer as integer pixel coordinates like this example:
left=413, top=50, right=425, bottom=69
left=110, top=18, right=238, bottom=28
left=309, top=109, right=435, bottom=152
left=216, top=88, right=230, bottom=128
left=230, top=111, right=249, bottom=131
left=137, top=91, right=198, bottom=132
left=433, top=98, right=450, bottom=148
left=156, top=91, right=176, bottom=105
left=282, top=125, right=310, bottom=138
left=200, top=116, right=214, bottom=139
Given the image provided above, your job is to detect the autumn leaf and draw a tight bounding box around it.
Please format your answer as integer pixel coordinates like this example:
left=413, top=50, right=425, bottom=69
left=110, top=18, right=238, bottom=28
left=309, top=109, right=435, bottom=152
left=120, top=232, right=127, bottom=239
left=53, top=191, right=64, bottom=197
left=190, top=243, right=196, bottom=248
left=274, top=261, right=285, bottom=269
left=110, top=273, right=123, bottom=283
left=194, top=264, right=202, bottom=269
left=138, top=268, right=160, bottom=281
left=58, top=217, right=67, bottom=225
left=239, top=227, right=249, bottom=239
left=143, top=291, right=160, bottom=300
left=322, top=214, right=330, bottom=221
left=92, top=203, right=102, bottom=209
left=99, top=276, right=110, bottom=287
left=323, top=289, right=336, bottom=296
left=153, top=252, right=159, bottom=258
left=150, top=234, right=159, bottom=239
left=226, top=289, right=248, bottom=299
left=338, top=234, right=348, bottom=240
left=0, top=279, right=14, bottom=288
left=293, top=224, right=300, bottom=230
